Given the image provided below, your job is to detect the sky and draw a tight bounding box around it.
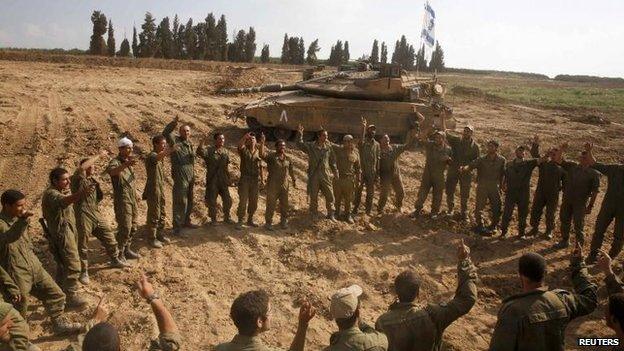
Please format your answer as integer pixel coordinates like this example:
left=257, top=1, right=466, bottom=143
left=0, top=0, right=622, bottom=78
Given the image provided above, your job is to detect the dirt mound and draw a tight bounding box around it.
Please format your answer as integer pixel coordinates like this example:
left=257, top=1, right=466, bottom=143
left=214, top=66, right=273, bottom=92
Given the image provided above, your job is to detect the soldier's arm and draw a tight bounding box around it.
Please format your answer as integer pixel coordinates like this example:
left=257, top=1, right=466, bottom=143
left=289, top=301, right=315, bottom=351
left=428, top=261, right=478, bottom=330
left=591, top=162, right=622, bottom=177
left=559, top=246, right=598, bottom=320
left=0, top=218, right=29, bottom=246
left=289, top=159, right=297, bottom=187
left=358, top=322, right=389, bottom=350
left=106, top=157, right=134, bottom=177
left=162, top=117, right=179, bottom=145
left=154, top=145, right=178, bottom=162
left=330, top=147, right=339, bottom=177
left=2, top=306, right=31, bottom=351
left=530, top=141, right=540, bottom=158
left=79, top=149, right=109, bottom=172
left=587, top=173, right=600, bottom=213
left=137, top=274, right=180, bottom=348
left=499, top=159, right=507, bottom=189
left=0, top=266, right=20, bottom=299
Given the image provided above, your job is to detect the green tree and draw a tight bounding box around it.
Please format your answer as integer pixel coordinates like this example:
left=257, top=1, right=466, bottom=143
left=183, top=18, right=197, bottom=59
left=328, top=40, right=343, bottom=66
left=429, top=41, right=445, bottom=71
left=89, top=11, right=107, bottom=55
left=216, top=14, right=228, bottom=61
left=260, top=44, right=270, bottom=63
left=195, top=22, right=207, bottom=59
left=370, top=39, right=379, bottom=63
left=132, top=26, right=139, bottom=57
left=287, top=36, right=299, bottom=64
left=297, top=38, right=305, bottom=64
left=306, top=39, right=320, bottom=65
left=229, top=29, right=246, bottom=62
left=205, top=13, right=217, bottom=60
left=415, top=45, right=427, bottom=71
left=138, top=12, right=157, bottom=57
left=171, top=15, right=181, bottom=59
left=106, top=20, right=115, bottom=56
left=155, top=17, right=173, bottom=59
left=118, top=38, right=131, bottom=57
left=343, top=41, right=350, bottom=63
left=243, top=27, right=256, bottom=62
left=380, top=41, right=387, bottom=63
left=280, top=34, right=289, bottom=64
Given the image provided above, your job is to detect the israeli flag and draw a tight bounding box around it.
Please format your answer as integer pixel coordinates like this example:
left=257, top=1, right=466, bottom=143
left=421, top=1, right=435, bottom=48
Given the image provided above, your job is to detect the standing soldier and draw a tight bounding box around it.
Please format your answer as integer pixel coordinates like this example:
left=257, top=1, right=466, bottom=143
left=332, top=135, right=360, bottom=223
left=500, top=142, right=542, bottom=239
left=353, top=118, right=379, bottom=216
left=42, top=167, right=91, bottom=308
left=377, top=130, right=417, bottom=214
left=144, top=135, right=176, bottom=248
left=162, top=116, right=197, bottom=235
left=262, top=139, right=297, bottom=231
left=197, top=132, right=234, bottom=225
left=528, top=142, right=565, bottom=239
left=71, top=152, right=127, bottom=286
left=296, top=124, right=339, bottom=221
left=444, top=124, right=480, bottom=221
left=585, top=144, right=624, bottom=263
left=236, top=132, right=264, bottom=229
left=461, top=140, right=506, bottom=235
left=106, top=137, right=141, bottom=260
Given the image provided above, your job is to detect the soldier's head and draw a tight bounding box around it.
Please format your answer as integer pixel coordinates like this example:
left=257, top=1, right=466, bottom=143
left=549, top=147, right=563, bottom=163
left=463, top=125, right=474, bottom=140
left=487, top=140, right=499, bottom=155
left=606, top=293, right=624, bottom=333
left=380, top=134, right=390, bottom=149
left=82, top=322, right=121, bottom=351
left=179, top=124, right=191, bottom=140
left=0, top=190, right=26, bottom=217
left=330, top=285, right=362, bottom=330
left=515, top=145, right=526, bottom=159
left=518, top=252, right=547, bottom=289
left=214, top=132, right=225, bottom=148
left=317, top=129, right=328, bottom=143
left=230, top=290, right=271, bottom=336
left=394, top=270, right=420, bottom=303
left=580, top=150, right=591, bottom=167
left=49, top=167, right=71, bottom=191
left=275, top=139, right=286, bottom=154
left=117, top=137, right=134, bottom=158
left=0, top=304, right=13, bottom=343
left=342, top=134, right=354, bottom=150
left=152, top=135, right=167, bottom=153
left=433, top=131, right=445, bottom=146
left=246, top=132, right=257, bottom=149
left=366, top=125, right=377, bottom=138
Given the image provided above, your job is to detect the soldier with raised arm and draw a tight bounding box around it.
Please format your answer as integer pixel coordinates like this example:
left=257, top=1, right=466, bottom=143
left=377, top=129, right=417, bottom=214
left=236, top=132, right=264, bottom=229
left=353, top=117, right=380, bottom=216
left=197, top=132, right=234, bottom=225
left=262, top=139, right=297, bottom=230
left=332, top=134, right=360, bottom=223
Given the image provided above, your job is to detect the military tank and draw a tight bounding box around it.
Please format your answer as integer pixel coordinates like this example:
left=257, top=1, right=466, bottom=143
left=223, top=64, right=454, bottom=141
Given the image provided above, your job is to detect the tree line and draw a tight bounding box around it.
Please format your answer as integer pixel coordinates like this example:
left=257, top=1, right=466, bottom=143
left=367, top=36, right=445, bottom=71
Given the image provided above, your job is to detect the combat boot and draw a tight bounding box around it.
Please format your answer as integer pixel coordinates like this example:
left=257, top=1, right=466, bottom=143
left=247, top=219, right=259, bottom=227
left=279, top=218, right=289, bottom=229
left=52, top=317, right=83, bottom=335
left=527, top=227, right=539, bottom=237
left=346, top=215, right=355, bottom=224
left=223, top=216, right=235, bottom=225
left=236, top=220, right=245, bottom=230
left=79, top=271, right=90, bottom=285
left=544, top=230, right=553, bottom=240
left=66, top=293, right=89, bottom=310
left=124, top=246, right=141, bottom=260
left=326, top=211, right=336, bottom=222
left=150, top=239, right=163, bottom=249
left=110, top=255, right=129, bottom=268
left=26, top=343, right=41, bottom=351
left=157, top=234, right=171, bottom=244
left=264, top=223, right=274, bottom=231
left=553, top=240, right=569, bottom=250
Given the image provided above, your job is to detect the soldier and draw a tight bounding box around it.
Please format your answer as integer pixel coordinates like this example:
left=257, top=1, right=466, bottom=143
left=377, top=129, right=417, bottom=214
left=42, top=167, right=91, bottom=308
left=489, top=246, right=597, bottom=350
left=263, top=139, right=297, bottom=231
left=555, top=145, right=600, bottom=249
left=353, top=118, right=380, bottom=216
left=296, top=124, right=339, bottom=221
left=596, top=252, right=624, bottom=345
left=162, top=116, right=198, bottom=235
left=324, top=284, right=388, bottom=351
left=585, top=144, right=624, bottom=263
left=236, top=132, right=264, bottom=229
left=375, top=240, right=477, bottom=351
left=500, top=142, right=542, bottom=239
left=332, top=135, right=360, bottom=223
left=0, top=189, right=82, bottom=334
left=444, top=123, right=480, bottom=221
left=144, top=135, right=177, bottom=248
left=197, top=132, right=234, bottom=225
left=215, top=290, right=316, bottom=351
left=72, top=152, right=127, bottom=286
left=0, top=301, right=40, bottom=351
left=461, top=140, right=506, bottom=235
left=528, top=142, right=565, bottom=239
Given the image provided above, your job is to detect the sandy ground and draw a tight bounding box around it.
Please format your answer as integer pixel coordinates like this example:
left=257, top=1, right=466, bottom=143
left=1, top=59, right=624, bottom=350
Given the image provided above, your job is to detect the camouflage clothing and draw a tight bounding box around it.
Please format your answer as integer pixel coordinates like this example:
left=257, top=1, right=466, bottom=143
left=0, top=266, right=19, bottom=303
left=588, top=163, right=624, bottom=258
left=65, top=326, right=181, bottom=351
left=354, top=138, right=380, bottom=214
left=106, top=156, right=138, bottom=249
left=529, top=144, right=564, bottom=234
left=414, top=141, right=452, bottom=215
left=296, top=133, right=338, bottom=214
left=445, top=134, right=480, bottom=215
left=144, top=152, right=167, bottom=240
left=197, top=145, right=232, bottom=221
left=559, top=161, right=600, bottom=245
left=163, top=120, right=195, bottom=230
left=501, top=158, right=538, bottom=235
left=467, top=154, right=507, bottom=228
left=378, top=143, right=412, bottom=212
left=333, top=145, right=360, bottom=216
left=263, top=152, right=295, bottom=225
left=237, top=146, right=262, bottom=223
left=215, top=334, right=286, bottom=351
left=323, top=323, right=388, bottom=351
left=0, top=302, right=31, bottom=351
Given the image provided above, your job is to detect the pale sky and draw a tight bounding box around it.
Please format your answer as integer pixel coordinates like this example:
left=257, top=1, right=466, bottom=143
left=0, top=0, right=622, bottom=78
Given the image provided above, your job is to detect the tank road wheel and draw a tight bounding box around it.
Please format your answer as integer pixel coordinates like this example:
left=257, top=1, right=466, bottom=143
left=272, top=127, right=294, bottom=141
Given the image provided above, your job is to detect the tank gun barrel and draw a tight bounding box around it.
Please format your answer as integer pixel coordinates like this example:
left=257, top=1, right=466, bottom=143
left=220, top=83, right=298, bottom=94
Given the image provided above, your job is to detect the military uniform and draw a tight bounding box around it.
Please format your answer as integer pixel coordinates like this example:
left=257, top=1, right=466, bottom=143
left=144, top=152, right=167, bottom=241
left=65, top=324, right=181, bottom=351
left=332, top=146, right=360, bottom=217
left=41, top=187, right=81, bottom=296
left=529, top=144, right=564, bottom=235
left=163, top=120, right=195, bottom=231
left=414, top=141, right=452, bottom=215
left=0, top=266, right=20, bottom=304
left=489, top=255, right=597, bottom=351
left=197, top=145, right=232, bottom=222
left=501, top=157, right=538, bottom=236
left=106, top=156, right=138, bottom=251
left=378, top=142, right=413, bottom=212
left=0, top=213, right=66, bottom=319
left=467, top=154, right=507, bottom=229
left=324, top=323, right=388, bottom=351
left=588, top=163, right=624, bottom=259
left=0, top=302, right=31, bottom=351
left=71, top=168, right=118, bottom=272
left=237, top=146, right=262, bottom=224
left=263, top=152, right=295, bottom=227
left=215, top=334, right=285, bottom=351
left=558, top=161, right=600, bottom=246
left=296, top=133, right=338, bottom=215
left=354, top=137, right=380, bottom=214
left=445, top=134, right=480, bottom=216
left=375, top=258, right=477, bottom=351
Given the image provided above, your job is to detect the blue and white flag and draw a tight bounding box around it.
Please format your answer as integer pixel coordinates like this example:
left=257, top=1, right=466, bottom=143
left=421, top=1, right=435, bottom=48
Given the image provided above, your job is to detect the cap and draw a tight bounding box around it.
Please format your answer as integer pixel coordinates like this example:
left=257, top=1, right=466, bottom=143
left=117, top=137, right=133, bottom=148
left=0, top=302, right=12, bottom=321
left=342, top=134, right=354, bottom=142
left=488, top=139, right=500, bottom=147
left=367, top=124, right=377, bottom=130
left=330, top=284, right=363, bottom=319
left=464, top=125, right=474, bottom=132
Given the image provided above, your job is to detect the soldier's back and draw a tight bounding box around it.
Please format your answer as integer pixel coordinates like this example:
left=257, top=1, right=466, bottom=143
left=376, top=303, right=439, bottom=351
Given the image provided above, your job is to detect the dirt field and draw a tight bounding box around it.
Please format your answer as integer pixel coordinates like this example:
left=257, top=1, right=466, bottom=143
left=1, top=57, right=623, bottom=350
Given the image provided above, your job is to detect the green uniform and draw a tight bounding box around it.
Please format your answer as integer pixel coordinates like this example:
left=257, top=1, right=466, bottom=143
left=501, top=158, right=538, bottom=235
left=0, top=266, right=20, bottom=303
left=0, top=213, right=66, bottom=319
left=324, top=323, right=388, bottom=351
left=333, top=146, right=360, bottom=216
left=414, top=141, right=452, bottom=215
left=263, top=152, right=295, bottom=226
left=529, top=144, right=564, bottom=234
left=71, top=168, right=118, bottom=272
left=378, top=142, right=413, bottom=212
left=296, top=133, right=338, bottom=215
left=163, top=120, right=195, bottom=230
left=197, top=145, right=232, bottom=221
left=354, top=138, right=380, bottom=214
left=237, top=146, right=262, bottom=223
left=144, top=152, right=167, bottom=240
left=489, top=255, right=597, bottom=351
left=375, top=258, right=478, bottom=351
left=588, top=163, right=624, bottom=258
left=0, top=302, right=31, bottom=351
left=559, top=161, right=600, bottom=245
left=467, top=154, right=506, bottom=228
left=445, top=134, right=480, bottom=215
left=41, top=187, right=81, bottom=295
left=65, top=323, right=181, bottom=351
left=106, top=156, right=138, bottom=250
left=215, top=334, right=285, bottom=351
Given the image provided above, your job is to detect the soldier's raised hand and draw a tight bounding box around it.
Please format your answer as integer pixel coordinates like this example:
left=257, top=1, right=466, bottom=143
left=532, top=134, right=540, bottom=145
left=173, top=115, right=180, bottom=123
left=298, top=300, right=317, bottom=326
left=596, top=250, right=613, bottom=274
left=457, top=239, right=470, bottom=261
left=361, top=116, right=367, bottom=128
left=584, top=142, right=593, bottom=152
left=93, top=295, right=109, bottom=323
left=297, top=124, right=304, bottom=135
left=571, top=242, right=583, bottom=260
left=18, top=209, right=34, bottom=219
left=259, top=132, right=266, bottom=144
left=137, top=273, right=155, bottom=300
